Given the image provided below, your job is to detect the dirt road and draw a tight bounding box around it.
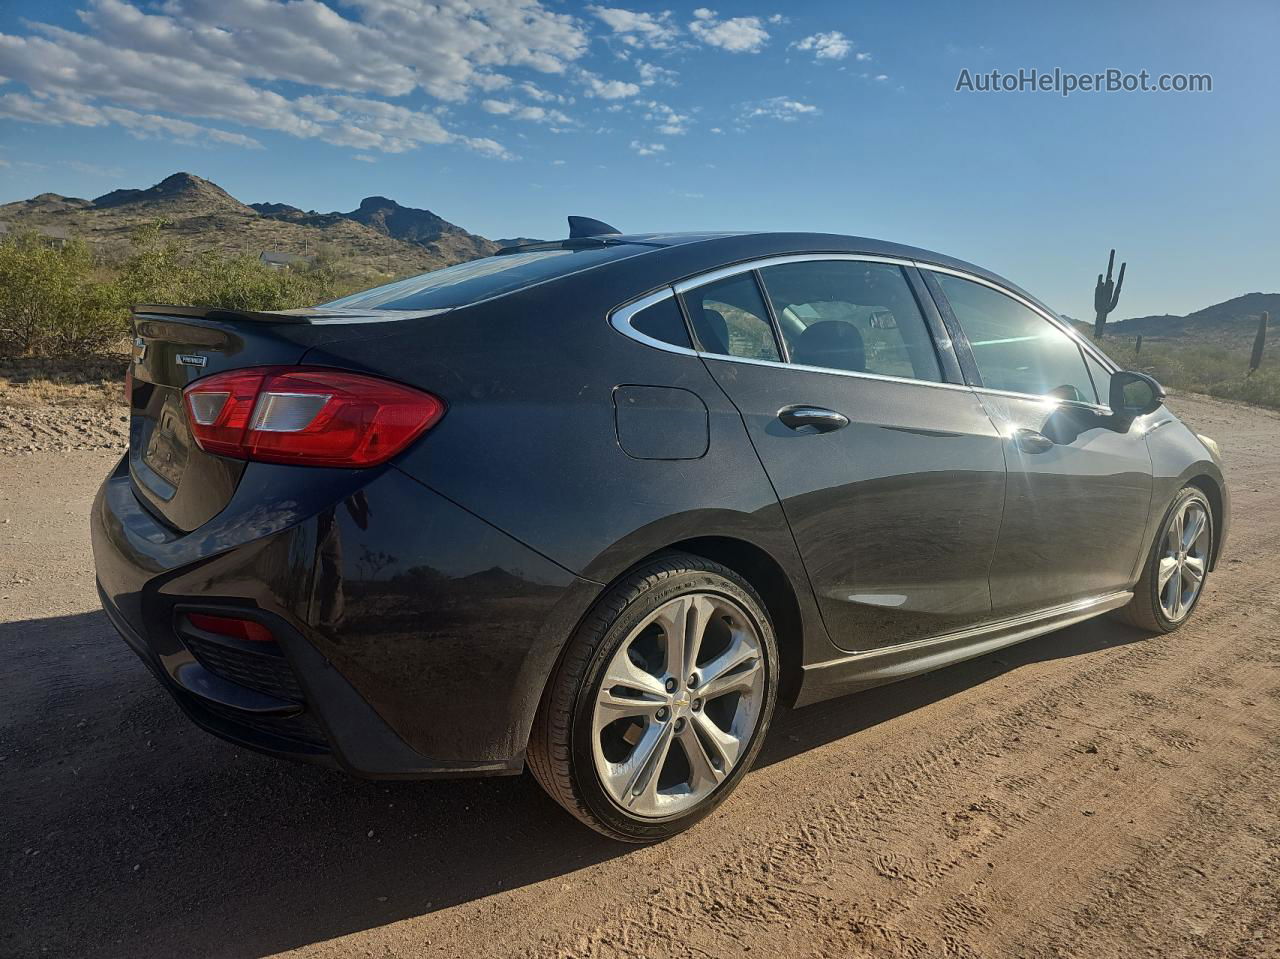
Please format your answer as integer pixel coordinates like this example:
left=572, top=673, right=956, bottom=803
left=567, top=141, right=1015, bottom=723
left=3, top=391, right=1278, bottom=959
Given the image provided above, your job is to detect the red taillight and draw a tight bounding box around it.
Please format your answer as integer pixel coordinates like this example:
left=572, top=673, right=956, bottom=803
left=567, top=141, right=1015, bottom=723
left=183, top=367, right=444, bottom=467
left=187, top=612, right=275, bottom=643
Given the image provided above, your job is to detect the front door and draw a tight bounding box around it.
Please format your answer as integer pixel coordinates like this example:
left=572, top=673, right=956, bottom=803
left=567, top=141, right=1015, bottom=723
left=681, top=258, right=1008, bottom=651
left=927, top=270, right=1154, bottom=614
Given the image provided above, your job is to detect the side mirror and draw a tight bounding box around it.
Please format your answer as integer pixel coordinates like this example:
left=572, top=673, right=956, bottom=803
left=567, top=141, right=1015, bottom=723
left=1109, top=370, right=1165, bottom=417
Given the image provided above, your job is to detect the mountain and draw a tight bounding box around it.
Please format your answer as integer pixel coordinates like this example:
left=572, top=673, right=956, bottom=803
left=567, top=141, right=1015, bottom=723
left=0, top=171, right=503, bottom=279
left=251, top=194, right=497, bottom=262
left=1106, top=292, right=1279, bottom=346
left=91, top=172, right=254, bottom=214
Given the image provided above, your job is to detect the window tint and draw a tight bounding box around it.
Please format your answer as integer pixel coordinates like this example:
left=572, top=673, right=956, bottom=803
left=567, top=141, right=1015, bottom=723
left=322, top=245, right=648, bottom=311
left=629, top=296, right=691, bottom=348
left=1085, top=353, right=1113, bottom=407
left=935, top=273, right=1097, bottom=403
left=681, top=273, right=781, bottom=362
left=758, top=261, right=942, bottom=382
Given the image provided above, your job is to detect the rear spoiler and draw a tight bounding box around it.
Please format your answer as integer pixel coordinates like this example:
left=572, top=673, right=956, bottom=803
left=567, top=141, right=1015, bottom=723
left=132, top=304, right=448, bottom=326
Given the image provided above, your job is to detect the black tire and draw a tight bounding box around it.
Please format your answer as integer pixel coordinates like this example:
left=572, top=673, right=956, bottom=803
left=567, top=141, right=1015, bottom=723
left=1117, top=485, right=1213, bottom=633
left=527, top=551, right=779, bottom=842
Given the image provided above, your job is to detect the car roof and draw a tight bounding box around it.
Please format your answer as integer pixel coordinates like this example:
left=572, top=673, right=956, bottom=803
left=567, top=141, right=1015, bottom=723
left=594, top=231, right=1054, bottom=316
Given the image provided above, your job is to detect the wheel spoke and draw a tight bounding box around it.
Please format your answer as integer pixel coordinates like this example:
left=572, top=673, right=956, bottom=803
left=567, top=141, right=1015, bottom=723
left=1170, top=509, right=1184, bottom=550
left=678, top=720, right=727, bottom=791
left=624, top=720, right=676, bottom=811
left=1183, top=556, right=1205, bottom=586
left=1182, top=507, right=1207, bottom=550
left=1157, top=556, right=1180, bottom=590
left=601, top=651, right=667, bottom=700
left=595, top=686, right=663, bottom=724
left=697, top=628, right=760, bottom=701
left=692, top=711, right=744, bottom=772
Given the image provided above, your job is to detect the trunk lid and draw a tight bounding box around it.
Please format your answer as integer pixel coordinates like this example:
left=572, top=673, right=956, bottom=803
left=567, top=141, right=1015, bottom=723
left=126, top=305, right=440, bottom=532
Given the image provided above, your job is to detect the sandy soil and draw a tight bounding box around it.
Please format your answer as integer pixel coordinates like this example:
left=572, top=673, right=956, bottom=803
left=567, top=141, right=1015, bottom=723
left=2, top=391, right=1278, bottom=959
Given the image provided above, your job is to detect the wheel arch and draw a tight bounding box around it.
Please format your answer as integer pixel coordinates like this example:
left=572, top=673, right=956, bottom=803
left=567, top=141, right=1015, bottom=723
left=1185, top=472, right=1226, bottom=570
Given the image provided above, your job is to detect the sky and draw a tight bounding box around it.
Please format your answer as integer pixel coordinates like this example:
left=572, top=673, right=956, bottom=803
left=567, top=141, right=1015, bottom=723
left=0, top=0, right=1276, bottom=319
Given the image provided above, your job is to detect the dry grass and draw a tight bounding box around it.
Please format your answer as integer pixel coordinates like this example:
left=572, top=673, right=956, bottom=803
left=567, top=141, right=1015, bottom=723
left=0, top=354, right=126, bottom=409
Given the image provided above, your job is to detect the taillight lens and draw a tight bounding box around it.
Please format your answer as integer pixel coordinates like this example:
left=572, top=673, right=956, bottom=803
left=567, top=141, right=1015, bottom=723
left=183, top=367, right=444, bottom=467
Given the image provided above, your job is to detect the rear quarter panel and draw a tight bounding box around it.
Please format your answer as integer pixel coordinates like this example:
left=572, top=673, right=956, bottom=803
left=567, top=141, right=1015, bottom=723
left=299, top=253, right=838, bottom=670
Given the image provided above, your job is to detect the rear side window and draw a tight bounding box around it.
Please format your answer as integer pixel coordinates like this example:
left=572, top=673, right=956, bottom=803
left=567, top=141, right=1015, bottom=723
left=935, top=273, right=1098, bottom=403
left=629, top=296, right=691, bottom=348
left=323, top=245, right=649, bottom=311
left=758, top=260, right=942, bottom=382
left=681, top=273, right=781, bottom=362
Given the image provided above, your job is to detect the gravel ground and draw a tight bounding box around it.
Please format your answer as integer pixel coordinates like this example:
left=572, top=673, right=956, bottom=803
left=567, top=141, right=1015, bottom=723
left=2, top=391, right=1278, bottom=959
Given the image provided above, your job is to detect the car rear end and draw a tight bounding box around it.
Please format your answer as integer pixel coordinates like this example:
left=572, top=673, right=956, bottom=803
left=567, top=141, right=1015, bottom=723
left=91, top=292, right=604, bottom=777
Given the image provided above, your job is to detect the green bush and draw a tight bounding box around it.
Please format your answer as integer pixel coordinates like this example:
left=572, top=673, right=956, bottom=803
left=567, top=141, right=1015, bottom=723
left=0, top=223, right=362, bottom=358
left=1097, top=335, right=1280, bottom=411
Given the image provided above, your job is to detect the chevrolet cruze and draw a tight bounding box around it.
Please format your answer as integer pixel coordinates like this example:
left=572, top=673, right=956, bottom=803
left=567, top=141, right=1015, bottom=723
left=92, top=220, right=1229, bottom=841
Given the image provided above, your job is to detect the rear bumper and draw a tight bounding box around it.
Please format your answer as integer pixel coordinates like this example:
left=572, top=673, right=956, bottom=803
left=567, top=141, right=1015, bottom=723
left=91, top=455, right=601, bottom=778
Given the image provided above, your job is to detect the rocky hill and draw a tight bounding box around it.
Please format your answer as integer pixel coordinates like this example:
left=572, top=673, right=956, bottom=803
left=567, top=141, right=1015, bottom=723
left=0, top=172, right=501, bottom=279
left=1106, top=292, right=1279, bottom=347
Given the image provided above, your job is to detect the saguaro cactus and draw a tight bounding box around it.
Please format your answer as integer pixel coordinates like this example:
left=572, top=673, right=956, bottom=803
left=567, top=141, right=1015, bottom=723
left=1093, top=249, right=1126, bottom=338
left=1249, top=311, right=1268, bottom=375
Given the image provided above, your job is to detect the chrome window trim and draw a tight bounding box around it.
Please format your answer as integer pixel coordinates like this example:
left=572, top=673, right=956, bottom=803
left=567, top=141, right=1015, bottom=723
left=608, top=253, right=1113, bottom=404
left=971, top=385, right=1112, bottom=415
left=671, top=252, right=913, bottom=293
left=608, top=287, right=700, bottom=357
left=700, top=352, right=975, bottom=394
left=651, top=252, right=960, bottom=390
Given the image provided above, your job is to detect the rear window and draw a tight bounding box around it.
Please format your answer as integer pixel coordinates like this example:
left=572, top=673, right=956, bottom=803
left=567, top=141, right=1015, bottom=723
left=323, top=245, right=649, bottom=311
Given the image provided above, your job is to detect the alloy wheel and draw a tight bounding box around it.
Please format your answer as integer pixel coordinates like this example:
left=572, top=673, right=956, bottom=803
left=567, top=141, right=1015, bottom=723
left=1158, top=497, right=1211, bottom=622
left=590, top=592, right=767, bottom=819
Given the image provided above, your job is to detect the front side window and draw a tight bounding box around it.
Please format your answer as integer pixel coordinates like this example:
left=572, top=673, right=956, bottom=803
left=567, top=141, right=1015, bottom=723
left=758, top=260, right=942, bottom=382
left=935, top=273, right=1097, bottom=403
left=681, top=273, right=781, bottom=362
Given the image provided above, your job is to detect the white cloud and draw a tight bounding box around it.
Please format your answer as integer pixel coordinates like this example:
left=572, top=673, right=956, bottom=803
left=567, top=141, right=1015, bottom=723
left=0, top=91, right=261, bottom=147
left=688, top=8, right=770, bottom=53
left=642, top=100, right=692, bottom=135
left=740, top=96, right=819, bottom=122
left=793, top=31, right=852, bottom=61
left=630, top=139, right=666, bottom=156
left=0, top=0, right=602, bottom=159
left=874, top=74, right=889, bottom=82
left=636, top=60, right=678, bottom=86
left=588, top=6, right=680, bottom=48
left=101, top=106, right=264, bottom=148
left=578, top=69, right=641, bottom=100
left=481, top=98, right=573, bottom=125
left=353, top=154, right=377, bottom=163
left=518, top=81, right=569, bottom=103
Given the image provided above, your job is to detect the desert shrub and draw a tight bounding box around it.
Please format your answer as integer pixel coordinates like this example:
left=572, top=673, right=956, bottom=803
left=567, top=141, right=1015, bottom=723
left=0, top=233, right=126, bottom=356
left=0, top=223, right=363, bottom=358
left=1096, top=335, right=1280, bottom=411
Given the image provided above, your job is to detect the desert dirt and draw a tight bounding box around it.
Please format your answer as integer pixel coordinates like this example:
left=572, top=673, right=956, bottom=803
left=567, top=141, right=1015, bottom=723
left=2, top=390, right=1279, bottom=959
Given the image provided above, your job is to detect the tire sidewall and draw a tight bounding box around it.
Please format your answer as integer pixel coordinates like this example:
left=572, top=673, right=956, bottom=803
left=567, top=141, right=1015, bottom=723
left=568, top=566, right=778, bottom=842
left=1146, top=487, right=1213, bottom=631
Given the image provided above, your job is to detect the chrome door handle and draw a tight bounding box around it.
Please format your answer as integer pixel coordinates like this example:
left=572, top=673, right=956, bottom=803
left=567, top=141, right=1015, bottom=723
left=778, top=405, right=850, bottom=433
left=1014, top=428, right=1055, bottom=453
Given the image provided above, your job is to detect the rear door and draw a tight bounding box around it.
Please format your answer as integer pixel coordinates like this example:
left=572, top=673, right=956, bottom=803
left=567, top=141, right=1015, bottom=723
left=924, top=269, right=1153, bottom=614
left=681, top=256, right=1007, bottom=651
